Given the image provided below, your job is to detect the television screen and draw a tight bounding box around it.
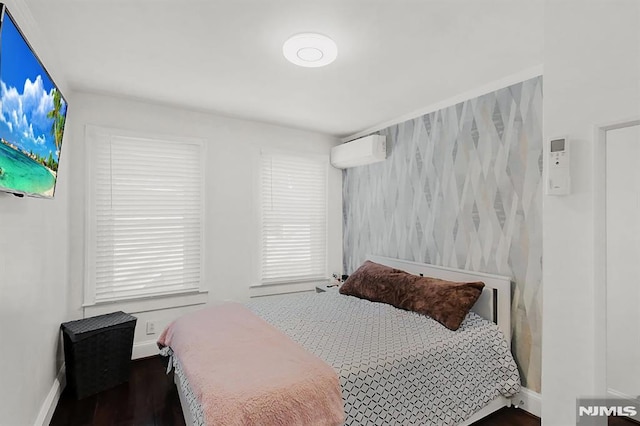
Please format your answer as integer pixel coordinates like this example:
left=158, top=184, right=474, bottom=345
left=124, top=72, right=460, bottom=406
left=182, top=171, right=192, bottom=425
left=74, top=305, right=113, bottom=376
left=0, top=5, right=68, bottom=198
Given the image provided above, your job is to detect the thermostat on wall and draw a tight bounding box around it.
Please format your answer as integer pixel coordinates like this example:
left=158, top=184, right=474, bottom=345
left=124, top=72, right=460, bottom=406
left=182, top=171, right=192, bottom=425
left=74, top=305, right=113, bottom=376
left=545, top=137, right=570, bottom=196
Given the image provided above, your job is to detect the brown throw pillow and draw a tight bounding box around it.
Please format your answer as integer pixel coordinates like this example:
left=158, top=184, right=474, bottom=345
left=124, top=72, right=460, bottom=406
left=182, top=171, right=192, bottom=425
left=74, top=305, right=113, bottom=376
left=339, top=260, right=485, bottom=330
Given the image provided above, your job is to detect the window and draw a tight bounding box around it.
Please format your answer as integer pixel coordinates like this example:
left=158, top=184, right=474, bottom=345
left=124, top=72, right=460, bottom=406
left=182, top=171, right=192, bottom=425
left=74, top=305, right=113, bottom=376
left=260, top=152, right=328, bottom=284
left=85, top=126, right=204, bottom=303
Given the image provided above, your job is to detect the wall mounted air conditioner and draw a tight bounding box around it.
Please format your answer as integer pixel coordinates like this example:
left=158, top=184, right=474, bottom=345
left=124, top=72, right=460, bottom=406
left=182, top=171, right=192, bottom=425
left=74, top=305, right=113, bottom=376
left=330, top=135, right=387, bottom=169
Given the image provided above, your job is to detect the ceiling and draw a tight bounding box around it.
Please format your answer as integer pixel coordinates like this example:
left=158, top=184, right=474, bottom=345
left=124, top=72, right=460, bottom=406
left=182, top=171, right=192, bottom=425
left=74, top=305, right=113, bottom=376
left=25, top=0, right=543, bottom=138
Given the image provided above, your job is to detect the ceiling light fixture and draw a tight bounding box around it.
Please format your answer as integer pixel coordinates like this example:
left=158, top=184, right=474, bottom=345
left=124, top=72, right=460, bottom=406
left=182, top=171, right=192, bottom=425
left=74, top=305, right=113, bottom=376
left=283, top=33, right=337, bottom=68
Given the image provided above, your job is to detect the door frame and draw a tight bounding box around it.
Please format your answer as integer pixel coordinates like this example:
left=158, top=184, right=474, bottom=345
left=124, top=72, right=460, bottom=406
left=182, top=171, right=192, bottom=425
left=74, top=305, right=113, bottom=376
left=593, top=116, right=640, bottom=396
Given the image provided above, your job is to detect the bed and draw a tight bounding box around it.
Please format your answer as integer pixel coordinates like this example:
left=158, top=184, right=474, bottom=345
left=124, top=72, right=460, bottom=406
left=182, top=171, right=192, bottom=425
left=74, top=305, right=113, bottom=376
left=161, top=255, right=521, bottom=425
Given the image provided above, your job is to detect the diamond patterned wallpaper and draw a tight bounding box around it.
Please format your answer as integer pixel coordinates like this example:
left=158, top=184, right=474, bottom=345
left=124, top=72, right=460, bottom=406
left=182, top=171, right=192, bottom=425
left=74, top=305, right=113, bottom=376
left=343, top=76, right=543, bottom=391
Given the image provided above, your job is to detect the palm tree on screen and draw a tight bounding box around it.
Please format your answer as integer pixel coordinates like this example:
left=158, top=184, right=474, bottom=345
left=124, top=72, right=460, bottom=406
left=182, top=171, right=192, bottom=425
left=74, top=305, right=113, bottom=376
left=47, top=89, right=65, bottom=152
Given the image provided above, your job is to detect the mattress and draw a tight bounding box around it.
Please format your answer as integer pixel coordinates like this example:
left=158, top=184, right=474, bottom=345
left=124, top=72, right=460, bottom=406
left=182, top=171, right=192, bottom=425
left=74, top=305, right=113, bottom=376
left=171, top=291, right=521, bottom=425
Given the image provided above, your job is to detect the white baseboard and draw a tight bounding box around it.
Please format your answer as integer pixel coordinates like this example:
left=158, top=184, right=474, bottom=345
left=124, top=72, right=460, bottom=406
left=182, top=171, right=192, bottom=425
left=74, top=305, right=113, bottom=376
left=132, top=339, right=161, bottom=359
left=33, top=365, right=66, bottom=426
left=512, top=387, right=542, bottom=418
left=608, top=388, right=639, bottom=401
left=607, top=388, right=640, bottom=421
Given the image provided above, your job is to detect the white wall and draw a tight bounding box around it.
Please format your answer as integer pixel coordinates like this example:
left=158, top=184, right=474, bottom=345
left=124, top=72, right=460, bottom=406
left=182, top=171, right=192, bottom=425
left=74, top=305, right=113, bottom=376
left=66, top=92, right=342, bottom=356
left=606, top=125, right=640, bottom=400
left=542, top=1, right=640, bottom=425
left=0, top=1, right=71, bottom=424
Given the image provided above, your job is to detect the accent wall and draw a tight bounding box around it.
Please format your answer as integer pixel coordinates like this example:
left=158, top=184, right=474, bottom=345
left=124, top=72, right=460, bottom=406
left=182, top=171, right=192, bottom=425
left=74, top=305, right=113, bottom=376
left=342, top=76, right=543, bottom=391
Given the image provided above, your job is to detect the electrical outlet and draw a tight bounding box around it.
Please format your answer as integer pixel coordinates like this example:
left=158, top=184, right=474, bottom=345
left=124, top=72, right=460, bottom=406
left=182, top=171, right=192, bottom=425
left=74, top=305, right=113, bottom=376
left=146, top=321, right=156, bottom=335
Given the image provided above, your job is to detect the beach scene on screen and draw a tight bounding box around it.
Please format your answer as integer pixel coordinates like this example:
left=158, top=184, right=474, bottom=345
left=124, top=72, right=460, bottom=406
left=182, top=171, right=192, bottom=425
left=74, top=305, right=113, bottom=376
left=0, top=12, right=67, bottom=197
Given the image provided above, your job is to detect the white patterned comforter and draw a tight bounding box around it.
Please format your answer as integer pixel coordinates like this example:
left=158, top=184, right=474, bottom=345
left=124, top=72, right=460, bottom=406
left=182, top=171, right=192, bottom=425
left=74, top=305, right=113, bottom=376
left=172, top=291, right=521, bottom=426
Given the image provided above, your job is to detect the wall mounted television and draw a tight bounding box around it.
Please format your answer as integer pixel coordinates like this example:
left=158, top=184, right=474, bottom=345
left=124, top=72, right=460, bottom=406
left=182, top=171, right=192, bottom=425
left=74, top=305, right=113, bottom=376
left=0, top=3, right=68, bottom=199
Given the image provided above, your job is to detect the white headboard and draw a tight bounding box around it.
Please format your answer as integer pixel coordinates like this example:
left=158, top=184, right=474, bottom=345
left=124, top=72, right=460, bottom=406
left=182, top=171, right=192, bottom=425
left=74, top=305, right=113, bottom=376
left=366, top=255, right=512, bottom=344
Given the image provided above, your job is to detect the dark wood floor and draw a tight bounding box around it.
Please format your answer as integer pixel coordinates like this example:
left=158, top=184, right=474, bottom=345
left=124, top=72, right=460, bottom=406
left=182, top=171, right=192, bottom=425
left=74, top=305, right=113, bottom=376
left=51, top=356, right=185, bottom=426
left=470, top=406, right=539, bottom=426
left=51, top=356, right=540, bottom=425
left=609, top=417, right=640, bottom=425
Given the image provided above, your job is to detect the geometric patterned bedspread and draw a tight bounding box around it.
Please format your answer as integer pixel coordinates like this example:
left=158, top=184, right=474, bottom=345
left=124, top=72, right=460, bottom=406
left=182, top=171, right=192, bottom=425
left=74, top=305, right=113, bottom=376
left=247, top=291, right=521, bottom=425
left=171, top=291, right=521, bottom=425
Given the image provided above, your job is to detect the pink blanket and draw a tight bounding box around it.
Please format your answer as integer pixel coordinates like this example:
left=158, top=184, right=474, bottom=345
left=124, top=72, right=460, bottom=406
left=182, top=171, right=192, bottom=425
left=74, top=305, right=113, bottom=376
left=157, top=303, right=345, bottom=426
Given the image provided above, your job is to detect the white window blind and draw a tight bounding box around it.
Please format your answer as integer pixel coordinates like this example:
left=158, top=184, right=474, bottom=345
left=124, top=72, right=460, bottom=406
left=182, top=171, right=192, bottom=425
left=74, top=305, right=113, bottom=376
left=87, top=128, right=204, bottom=302
left=260, top=152, right=328, bottom=284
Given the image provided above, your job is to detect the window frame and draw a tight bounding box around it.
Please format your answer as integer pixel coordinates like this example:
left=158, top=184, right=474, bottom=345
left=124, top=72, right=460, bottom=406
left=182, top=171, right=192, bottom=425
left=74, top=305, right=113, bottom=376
left=257, top=149, right=330, bottom=287
left=83, top=125, right=207, bottom=307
